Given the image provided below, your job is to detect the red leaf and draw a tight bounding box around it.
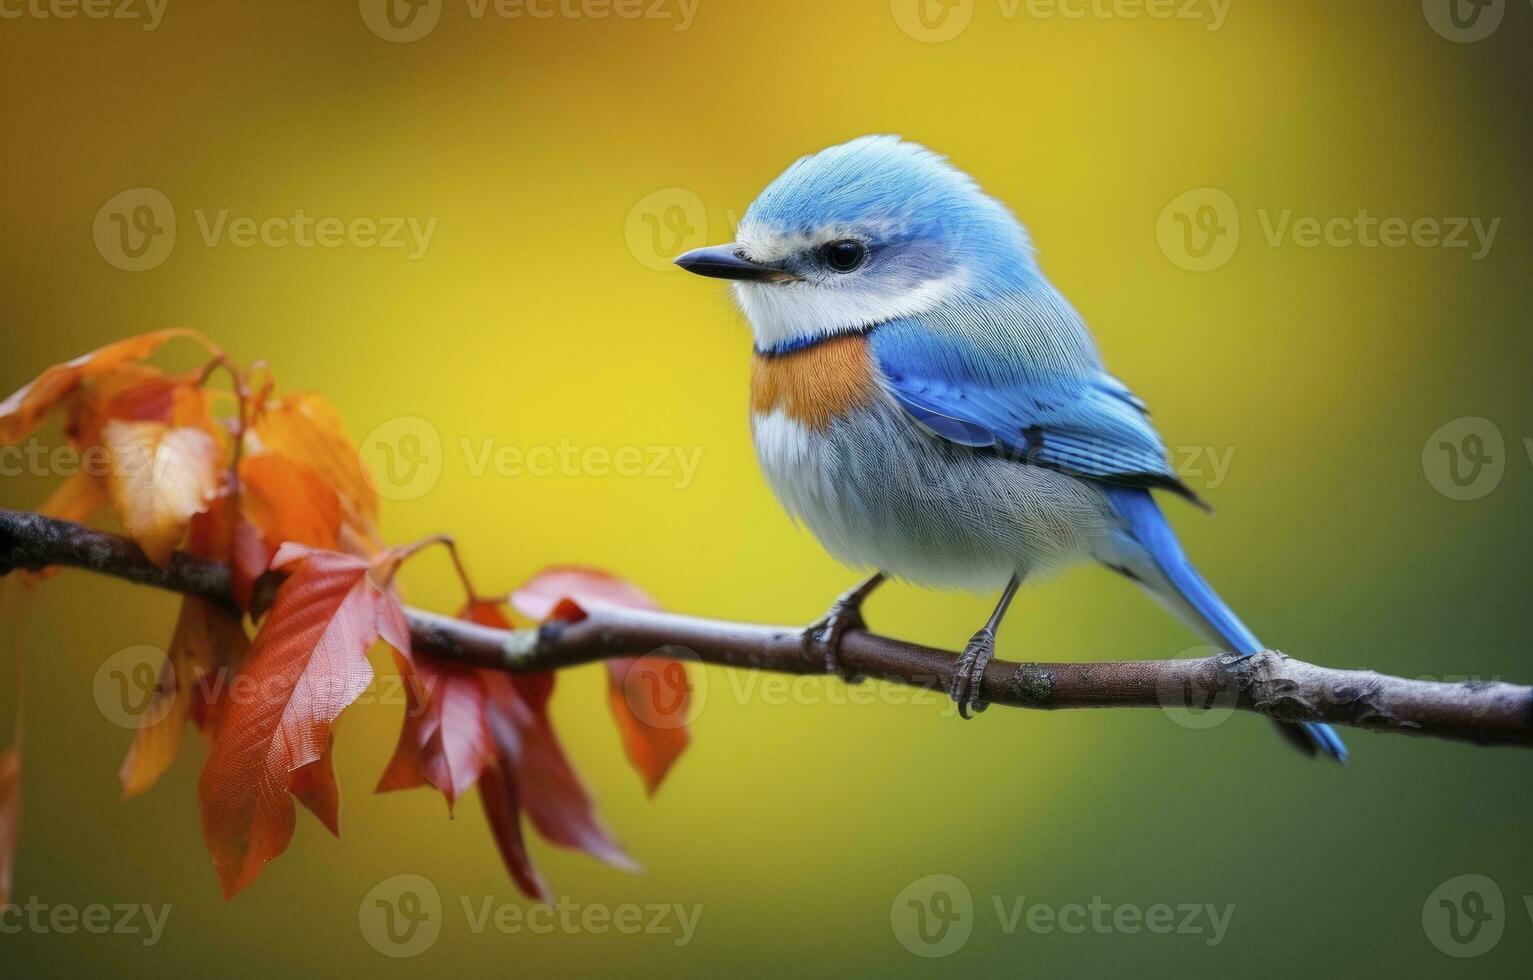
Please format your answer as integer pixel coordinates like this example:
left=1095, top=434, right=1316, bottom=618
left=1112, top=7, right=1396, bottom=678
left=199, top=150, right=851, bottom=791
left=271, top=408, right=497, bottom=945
left=197, top=546, right=408, bottom=899
left=511, top=567, right=689, bottom=795
left=187, top=490, right=272, bottom=613
left=477, top=756, right=550, bottom=904
left=0, top=742, right=17, bottom=906
left=510, top=565, right=660, bottom=621
left=375, top=654, right=489, bottom=811
left=483, top=672, right=636, bottom=873
left=290, top=737, right=340, bottom=837
left=460, top=601, right=553, bottom=712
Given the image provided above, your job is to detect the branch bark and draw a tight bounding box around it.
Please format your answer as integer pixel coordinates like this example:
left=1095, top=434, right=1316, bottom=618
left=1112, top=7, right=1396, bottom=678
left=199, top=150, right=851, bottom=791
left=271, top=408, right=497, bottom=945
left=2, top=507, right=1529, bottom=748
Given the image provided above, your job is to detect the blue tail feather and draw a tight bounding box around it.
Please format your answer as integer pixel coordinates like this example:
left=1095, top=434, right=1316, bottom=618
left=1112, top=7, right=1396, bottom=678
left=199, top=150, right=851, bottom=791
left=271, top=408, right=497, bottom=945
left=1104, top=486, right=1347, bottom=763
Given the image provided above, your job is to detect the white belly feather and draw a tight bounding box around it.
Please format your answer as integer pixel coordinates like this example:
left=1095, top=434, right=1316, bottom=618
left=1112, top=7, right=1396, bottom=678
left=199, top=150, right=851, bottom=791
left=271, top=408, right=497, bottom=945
left=750, top=401, right=1114, bottom=591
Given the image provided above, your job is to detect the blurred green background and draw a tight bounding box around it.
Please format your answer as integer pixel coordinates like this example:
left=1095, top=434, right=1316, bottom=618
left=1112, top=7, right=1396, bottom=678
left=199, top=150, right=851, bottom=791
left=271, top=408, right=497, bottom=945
left=2, top=0, right=1530, bottom=975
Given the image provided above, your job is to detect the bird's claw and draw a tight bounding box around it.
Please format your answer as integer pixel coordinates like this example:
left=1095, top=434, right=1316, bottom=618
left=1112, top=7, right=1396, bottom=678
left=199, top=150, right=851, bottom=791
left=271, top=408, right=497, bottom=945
left=803, top=600, right=867, bottom=682
left=949, top=627, right=996, bottom=719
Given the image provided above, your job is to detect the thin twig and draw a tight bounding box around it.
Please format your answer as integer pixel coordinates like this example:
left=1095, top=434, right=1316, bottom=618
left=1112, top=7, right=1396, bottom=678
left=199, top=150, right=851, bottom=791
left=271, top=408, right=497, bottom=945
left=0, top=508, right=1528, bottom=748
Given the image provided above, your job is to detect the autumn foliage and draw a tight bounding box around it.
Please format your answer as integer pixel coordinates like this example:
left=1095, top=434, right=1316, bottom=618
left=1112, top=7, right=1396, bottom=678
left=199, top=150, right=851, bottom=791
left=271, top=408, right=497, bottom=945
left=0, top=331, right=691, bottom=903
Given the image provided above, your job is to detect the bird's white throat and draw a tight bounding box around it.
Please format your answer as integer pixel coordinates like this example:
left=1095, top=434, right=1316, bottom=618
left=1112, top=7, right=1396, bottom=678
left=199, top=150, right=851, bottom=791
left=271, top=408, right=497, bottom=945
left=731, top=271, right=970, bottom=351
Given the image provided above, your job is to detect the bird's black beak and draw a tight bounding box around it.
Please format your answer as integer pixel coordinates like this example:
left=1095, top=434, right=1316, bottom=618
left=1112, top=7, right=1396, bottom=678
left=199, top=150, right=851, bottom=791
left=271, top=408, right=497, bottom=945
left=674, top=244, right=789, bottom=282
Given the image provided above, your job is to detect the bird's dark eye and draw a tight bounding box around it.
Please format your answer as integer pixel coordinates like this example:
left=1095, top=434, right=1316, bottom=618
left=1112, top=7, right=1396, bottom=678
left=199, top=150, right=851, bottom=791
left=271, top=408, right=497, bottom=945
left=820, top=239, right=867, bottom=273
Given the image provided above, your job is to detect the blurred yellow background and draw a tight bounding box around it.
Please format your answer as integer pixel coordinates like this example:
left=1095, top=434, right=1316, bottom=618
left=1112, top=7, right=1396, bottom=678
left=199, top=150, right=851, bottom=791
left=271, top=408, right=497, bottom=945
left=2, top=1, right=1530, bottom=976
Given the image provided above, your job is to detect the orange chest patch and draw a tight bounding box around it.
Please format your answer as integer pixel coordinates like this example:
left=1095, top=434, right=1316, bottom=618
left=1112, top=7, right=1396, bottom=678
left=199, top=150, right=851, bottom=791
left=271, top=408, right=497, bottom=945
left=749, top=334, right=878, bottom=430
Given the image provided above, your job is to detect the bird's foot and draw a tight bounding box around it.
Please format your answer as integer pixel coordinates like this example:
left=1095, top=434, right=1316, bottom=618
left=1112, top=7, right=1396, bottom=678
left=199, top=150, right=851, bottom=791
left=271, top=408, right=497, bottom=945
left=949, top=627, right=997, bottom=719
left=803, top=598, right=869, bottom=682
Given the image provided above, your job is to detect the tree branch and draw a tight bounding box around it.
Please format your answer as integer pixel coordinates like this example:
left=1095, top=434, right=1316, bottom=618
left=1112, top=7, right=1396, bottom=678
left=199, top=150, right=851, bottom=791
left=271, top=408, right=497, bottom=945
left=2, top=507, right=1528, bottom=748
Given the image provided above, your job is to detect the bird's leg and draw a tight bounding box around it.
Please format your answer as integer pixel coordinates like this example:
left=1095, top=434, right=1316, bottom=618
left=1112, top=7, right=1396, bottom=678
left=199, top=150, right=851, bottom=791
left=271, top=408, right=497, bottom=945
left=803, top=572, right=886, bottom=680
left=950, top=573, right=1024, bottom=719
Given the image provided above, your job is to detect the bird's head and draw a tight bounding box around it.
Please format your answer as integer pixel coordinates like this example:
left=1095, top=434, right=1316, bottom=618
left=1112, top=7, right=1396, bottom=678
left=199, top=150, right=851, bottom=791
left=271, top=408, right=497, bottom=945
left=675, top=135, right=1036, bottom=351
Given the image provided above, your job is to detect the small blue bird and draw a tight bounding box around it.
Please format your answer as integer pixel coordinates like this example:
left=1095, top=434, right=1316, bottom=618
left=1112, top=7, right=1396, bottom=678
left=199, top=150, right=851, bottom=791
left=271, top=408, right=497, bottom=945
left=675, top=135, right=1345, bottom=761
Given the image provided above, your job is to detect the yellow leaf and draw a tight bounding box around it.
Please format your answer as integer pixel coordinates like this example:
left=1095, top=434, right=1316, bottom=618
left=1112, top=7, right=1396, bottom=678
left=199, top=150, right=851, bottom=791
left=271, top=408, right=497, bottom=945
left=103, top=420, right=221, bottom=567
left=120, top=596, right=247, bottom=798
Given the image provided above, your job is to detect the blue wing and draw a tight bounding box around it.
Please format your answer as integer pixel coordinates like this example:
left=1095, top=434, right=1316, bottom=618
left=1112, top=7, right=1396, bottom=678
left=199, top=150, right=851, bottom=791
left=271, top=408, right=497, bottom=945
left=869, top=317, right=1206, bottom=508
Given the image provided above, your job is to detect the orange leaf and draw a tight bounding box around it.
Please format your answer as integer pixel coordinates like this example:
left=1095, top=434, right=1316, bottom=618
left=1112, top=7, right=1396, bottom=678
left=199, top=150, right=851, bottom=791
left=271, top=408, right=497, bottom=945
left=120, top=596, right=248, bottom=798
left=38, top=471, right=106, bottom=525
left=511, top=567, right=689, bottom=795
left=606, top=658, right=691, bottom=796
left=64, top=365, right=183, bottom=451
left=102, top=420, right=221, bottom=567
left=249, top=394, right=380, bottom=551
left=197, top=546, right=408, bottom=899
left=240, top=454, right=342, bottom=552
left=0, top=329, right=214, bottom=444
